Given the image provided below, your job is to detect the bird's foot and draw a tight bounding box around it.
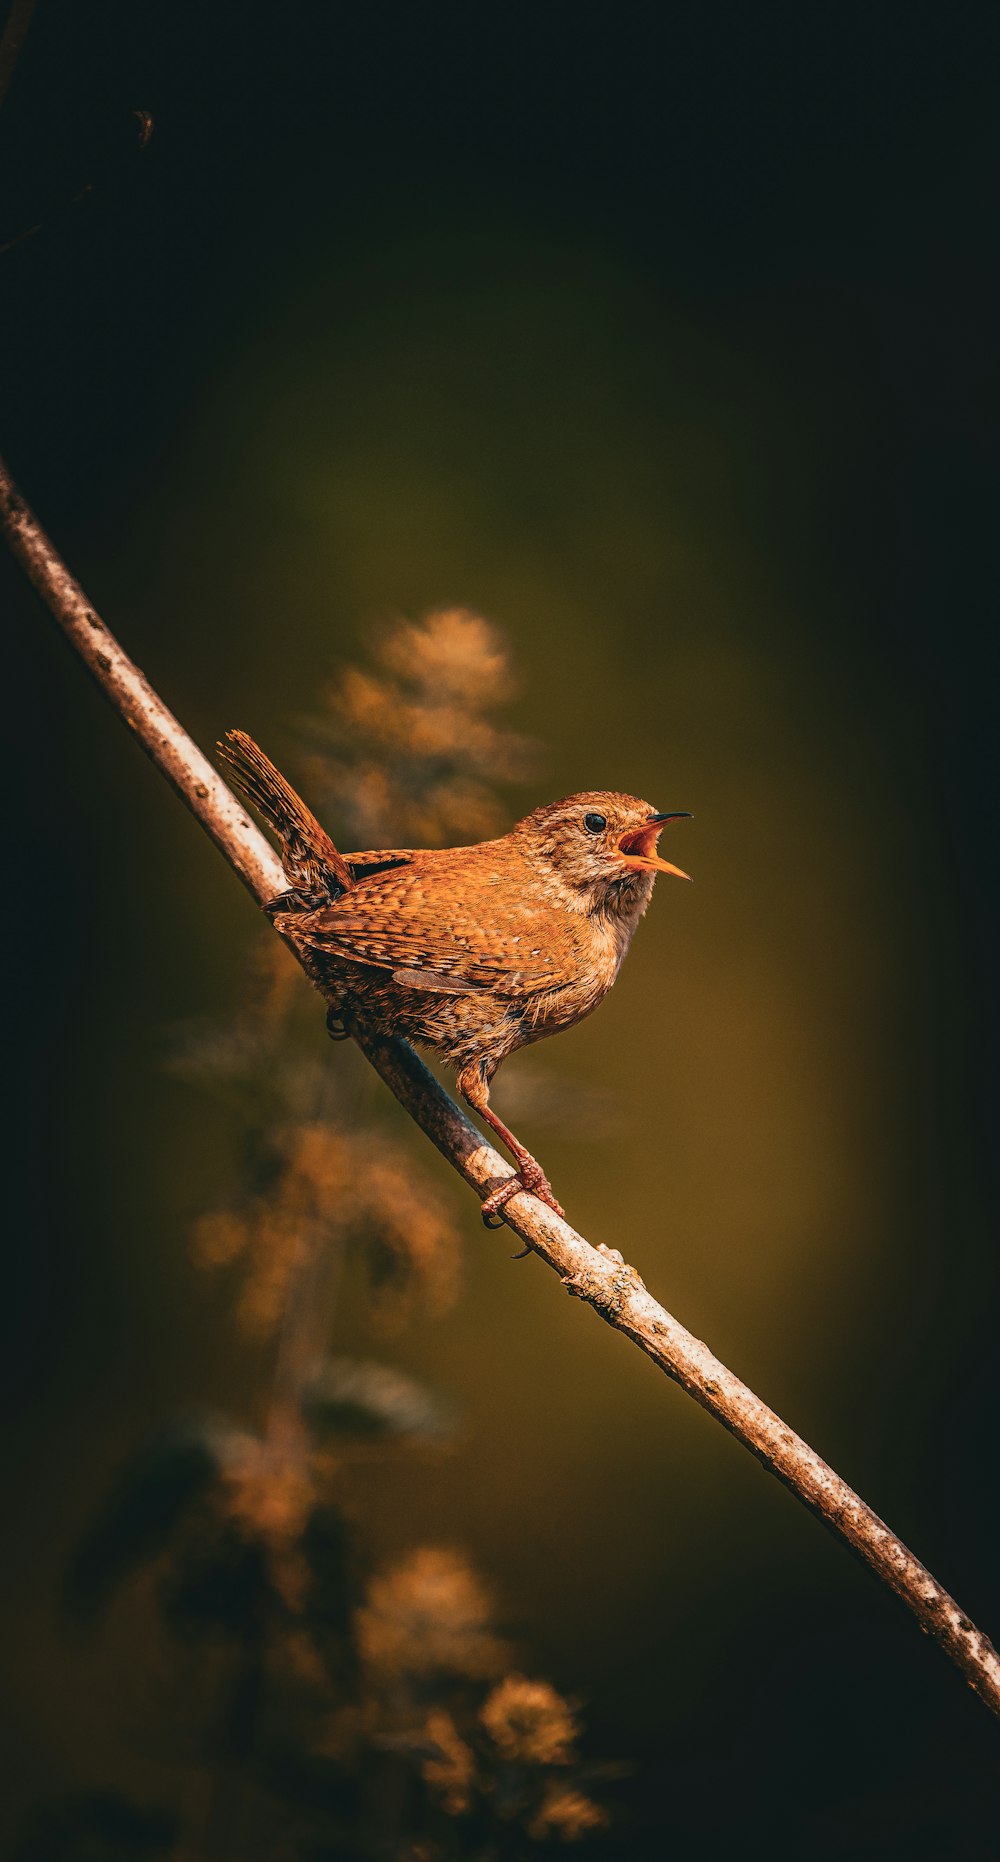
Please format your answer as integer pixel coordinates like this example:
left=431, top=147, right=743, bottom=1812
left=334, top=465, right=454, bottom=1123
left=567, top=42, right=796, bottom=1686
left=481, top=1158, right=565, bottom=1229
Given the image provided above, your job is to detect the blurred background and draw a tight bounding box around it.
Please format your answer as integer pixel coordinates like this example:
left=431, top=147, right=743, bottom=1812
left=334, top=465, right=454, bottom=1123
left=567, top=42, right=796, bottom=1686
left=2, top=2, right=999, bottom=1855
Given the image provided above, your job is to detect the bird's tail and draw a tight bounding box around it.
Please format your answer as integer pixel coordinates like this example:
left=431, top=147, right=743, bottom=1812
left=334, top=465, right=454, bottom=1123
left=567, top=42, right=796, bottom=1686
left=218, top=729, right=354, bottom=896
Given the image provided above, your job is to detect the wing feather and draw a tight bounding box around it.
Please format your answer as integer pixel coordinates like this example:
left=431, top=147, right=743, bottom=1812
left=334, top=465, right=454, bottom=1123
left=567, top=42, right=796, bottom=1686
left=391, top=967, right=488, bottom=995
left=277, top=853, right=570, bottom=999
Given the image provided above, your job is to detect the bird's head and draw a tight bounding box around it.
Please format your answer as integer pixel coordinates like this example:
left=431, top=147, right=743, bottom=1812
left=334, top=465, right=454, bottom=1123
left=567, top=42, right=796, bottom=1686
left=513, top=792, right=691, bottom=914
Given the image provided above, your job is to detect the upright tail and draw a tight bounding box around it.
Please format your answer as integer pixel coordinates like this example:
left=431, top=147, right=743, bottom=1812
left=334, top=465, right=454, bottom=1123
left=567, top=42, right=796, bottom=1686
left=218, top=729, right=354, bottom=897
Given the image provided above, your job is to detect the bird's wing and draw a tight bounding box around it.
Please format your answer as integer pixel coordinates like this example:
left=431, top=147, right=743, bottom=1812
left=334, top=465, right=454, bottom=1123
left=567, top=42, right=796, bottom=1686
left=279, top=856, right=571, bottom=998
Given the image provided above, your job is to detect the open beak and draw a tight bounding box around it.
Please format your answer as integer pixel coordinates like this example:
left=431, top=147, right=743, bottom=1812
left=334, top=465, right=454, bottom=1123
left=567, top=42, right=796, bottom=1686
left=617, top=811, right=692, bottom=880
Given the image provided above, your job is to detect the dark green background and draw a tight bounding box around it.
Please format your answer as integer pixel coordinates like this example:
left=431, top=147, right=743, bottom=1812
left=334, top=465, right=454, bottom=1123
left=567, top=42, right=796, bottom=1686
left=3, top=3, right=999, bottom=1854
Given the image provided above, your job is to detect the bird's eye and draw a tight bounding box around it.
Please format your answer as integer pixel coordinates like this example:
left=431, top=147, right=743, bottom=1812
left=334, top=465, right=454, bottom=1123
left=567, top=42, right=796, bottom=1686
left=583, top=811, right=607, bottom=834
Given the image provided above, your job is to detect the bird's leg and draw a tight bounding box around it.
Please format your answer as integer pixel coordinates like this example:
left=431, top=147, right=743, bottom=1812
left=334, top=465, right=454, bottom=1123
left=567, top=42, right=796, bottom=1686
left=457, top=1065, right=565, bottom=1229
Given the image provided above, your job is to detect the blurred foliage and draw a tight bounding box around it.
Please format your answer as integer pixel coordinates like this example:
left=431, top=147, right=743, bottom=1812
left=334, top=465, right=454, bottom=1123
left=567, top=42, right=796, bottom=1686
left=300, top=606, right=538, bottom=849
left=300, top=1359, right=459, bottom=1446
left=172, top=926, right=462, bottom=1342
left=25, top=615, right=618, bottom=1859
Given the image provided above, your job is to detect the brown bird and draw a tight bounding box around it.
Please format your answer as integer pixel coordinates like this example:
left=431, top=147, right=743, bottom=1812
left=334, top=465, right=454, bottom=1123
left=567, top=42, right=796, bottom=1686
left=219, top=730, right=691, bottom=1226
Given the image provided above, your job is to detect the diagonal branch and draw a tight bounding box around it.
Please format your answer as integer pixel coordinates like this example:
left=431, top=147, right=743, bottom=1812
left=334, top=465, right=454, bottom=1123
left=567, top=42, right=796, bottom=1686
left=3, top=449, right=999, bottom=1719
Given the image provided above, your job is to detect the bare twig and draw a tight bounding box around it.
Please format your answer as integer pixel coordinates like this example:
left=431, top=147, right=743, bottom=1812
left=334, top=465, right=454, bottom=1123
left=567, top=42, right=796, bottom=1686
left=3, top=451, right=999, bottom=1719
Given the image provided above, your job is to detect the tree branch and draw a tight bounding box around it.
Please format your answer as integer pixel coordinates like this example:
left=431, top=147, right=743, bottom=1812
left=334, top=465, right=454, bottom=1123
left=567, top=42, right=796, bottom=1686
left=4, top=450, right=999, bottom=1720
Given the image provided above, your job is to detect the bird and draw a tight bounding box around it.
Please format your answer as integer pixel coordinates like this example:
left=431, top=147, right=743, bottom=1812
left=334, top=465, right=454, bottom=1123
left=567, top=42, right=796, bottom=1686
left=219, top=730, right=691, bottom=1227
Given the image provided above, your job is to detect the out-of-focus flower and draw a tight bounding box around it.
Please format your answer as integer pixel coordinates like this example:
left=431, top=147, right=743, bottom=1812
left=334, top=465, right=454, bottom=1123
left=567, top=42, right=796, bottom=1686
left=219, top=1438, right=314, bottom=1613
left=528, top=1786, right=609, bottom=1843
left=356, top=1547, right=510, bottom=1683
left=378, top=609, right=515, bottom=705
left=421, top=1709, right=475, bottom=1816
left=302, top=607, right=537, bottom=849
left=480, top=1674, right=578, bottom=1767
left=356, top=1135, right=462, bottom=1329
left=193, top=1121, right=461, bottom=1338
left=299, top=1358, right=458, bottom=1445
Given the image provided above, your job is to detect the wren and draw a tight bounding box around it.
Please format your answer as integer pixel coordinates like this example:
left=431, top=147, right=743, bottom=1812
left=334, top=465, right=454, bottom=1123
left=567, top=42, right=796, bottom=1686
left=219, top=731, right=691, bottom=1226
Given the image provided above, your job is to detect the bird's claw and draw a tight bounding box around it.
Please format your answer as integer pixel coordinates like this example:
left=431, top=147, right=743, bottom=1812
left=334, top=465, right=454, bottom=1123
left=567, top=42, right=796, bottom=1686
left=480, top=1179, right=518, bottom=1227
left=480, top=1164, right=565, bottom=1229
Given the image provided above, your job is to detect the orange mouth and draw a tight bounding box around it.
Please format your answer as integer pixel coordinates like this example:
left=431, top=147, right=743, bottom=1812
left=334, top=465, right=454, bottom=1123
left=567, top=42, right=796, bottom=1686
left=617, top=812, right=692, bottom=881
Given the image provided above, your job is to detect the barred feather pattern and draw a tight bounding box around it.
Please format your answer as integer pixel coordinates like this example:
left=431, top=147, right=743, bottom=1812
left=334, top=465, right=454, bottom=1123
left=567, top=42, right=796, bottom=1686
left=219, top=729, right=356, bottom=899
